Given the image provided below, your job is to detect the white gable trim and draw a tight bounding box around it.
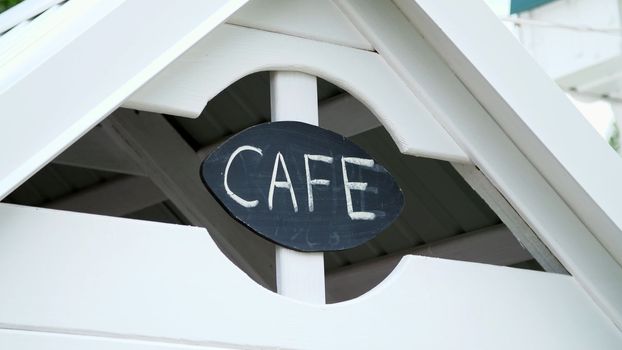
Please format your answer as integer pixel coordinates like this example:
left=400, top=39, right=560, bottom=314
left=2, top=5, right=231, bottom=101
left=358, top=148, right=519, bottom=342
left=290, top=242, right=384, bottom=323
left=125, top=24, right=469, bottom=163
left=0, top=0, right=248, bottom=200
left=401, top=0, right=622, bottom=266
left=330, top=0, right=622, bottom=328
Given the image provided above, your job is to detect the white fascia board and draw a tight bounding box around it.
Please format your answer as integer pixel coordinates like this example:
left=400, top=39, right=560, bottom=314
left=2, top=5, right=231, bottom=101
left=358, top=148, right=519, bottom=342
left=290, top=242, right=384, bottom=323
left=0, top=204, right=620, bottom=349
left=0, top=0, right=63, bottom=34
left=404, top=0, right=622, bottom=270
left=0, top=0, right=248, bottom=200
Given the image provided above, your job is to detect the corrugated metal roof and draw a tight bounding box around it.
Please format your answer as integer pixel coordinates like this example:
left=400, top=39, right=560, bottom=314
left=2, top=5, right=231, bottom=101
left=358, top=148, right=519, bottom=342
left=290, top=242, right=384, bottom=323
left=3, top=164, right=117, bottom=207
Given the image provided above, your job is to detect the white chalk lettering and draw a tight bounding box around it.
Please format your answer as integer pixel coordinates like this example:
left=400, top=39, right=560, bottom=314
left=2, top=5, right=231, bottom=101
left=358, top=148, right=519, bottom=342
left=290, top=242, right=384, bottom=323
left=304, top=154, right=333, bottom=212
left=268, top=152, right=298, bottom=212
left=341, top=156, right=376, bottom=220
left=224, top=145, right=263, bottom=208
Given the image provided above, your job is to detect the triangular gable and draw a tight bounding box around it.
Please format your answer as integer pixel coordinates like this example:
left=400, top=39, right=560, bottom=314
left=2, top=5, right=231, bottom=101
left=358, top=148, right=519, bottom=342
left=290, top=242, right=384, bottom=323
left=0, top=0, right=620, bottom=334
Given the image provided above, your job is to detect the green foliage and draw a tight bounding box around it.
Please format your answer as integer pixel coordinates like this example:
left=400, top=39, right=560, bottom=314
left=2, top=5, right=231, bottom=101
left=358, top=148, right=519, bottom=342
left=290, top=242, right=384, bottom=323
left=0, top=0, right=23, bottom=13
left=609, top=122, right=620, bottom=152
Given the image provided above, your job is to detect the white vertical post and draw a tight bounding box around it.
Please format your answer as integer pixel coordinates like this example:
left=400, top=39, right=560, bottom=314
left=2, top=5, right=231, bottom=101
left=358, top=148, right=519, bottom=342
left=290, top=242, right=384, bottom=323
left=270, top=71, right=325, bottom=304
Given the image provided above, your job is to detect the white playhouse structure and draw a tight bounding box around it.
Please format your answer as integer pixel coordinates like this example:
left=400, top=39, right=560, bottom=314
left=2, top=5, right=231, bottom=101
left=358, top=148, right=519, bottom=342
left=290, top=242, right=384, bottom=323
left=1, top=0, right=622, bottom=349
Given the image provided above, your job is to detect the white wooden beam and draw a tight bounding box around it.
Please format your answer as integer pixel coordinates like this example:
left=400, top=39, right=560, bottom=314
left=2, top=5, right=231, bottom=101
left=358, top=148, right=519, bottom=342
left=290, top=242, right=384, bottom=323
left=270, top=71, right=325, bottom=303
left=124, top=24, right=469, bottom=163
left=0, top=0, right=248, bottom=201
left=45, top=175, right=166, bottom=217
left=101, top=109, right=275, bottom=289
left=325, top=224, right=532, bottom=302
left=1, top=204, right=619, bottom=349
left=403, top=0, right=622, bottom=269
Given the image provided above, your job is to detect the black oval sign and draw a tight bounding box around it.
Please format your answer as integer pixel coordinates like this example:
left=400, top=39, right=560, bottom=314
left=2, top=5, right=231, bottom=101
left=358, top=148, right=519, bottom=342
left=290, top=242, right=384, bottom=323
left=200, top=121, right=404, bottom=252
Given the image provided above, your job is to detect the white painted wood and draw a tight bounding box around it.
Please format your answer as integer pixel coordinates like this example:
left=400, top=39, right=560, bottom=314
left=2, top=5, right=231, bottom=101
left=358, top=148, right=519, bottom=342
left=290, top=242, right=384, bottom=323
left=0, top=0, right=125, bottom=92
left=325, top=224, right=532, bottom=302
left=53, top=93, right=379, bottom=175
left=45, top=175, right=166, bottom=217
left=102, top=109, right=274, bottom=289
left=337, top=0, right=622, bottom=327
left=270, top=71, right=325, bottom=304
left=0, top=329, right=232, bottom=350
left=270, top=71, right=319, bottom=123
left=0, top=5, right=61, bottom=67
left=403, top=0, right=622, bottom=270
left=275, top=247, right=325, bottom=304
left=0, top=0, right=63, bottom=34
left=453, top=163, right=566, bottom=274
left=228, top=0, right=372, bottom=50
left=0, top=0, right=248, bottom=201
left=53, top=126, right=145, bottom=176
left=124, top=24, right=469, bottom=163
left=0, top=204, right=620, bottom=349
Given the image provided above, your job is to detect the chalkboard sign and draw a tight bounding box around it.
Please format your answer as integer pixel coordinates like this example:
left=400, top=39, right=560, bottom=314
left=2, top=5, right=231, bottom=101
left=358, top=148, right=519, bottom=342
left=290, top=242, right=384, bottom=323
left=200, top=121, right=404, bottom=252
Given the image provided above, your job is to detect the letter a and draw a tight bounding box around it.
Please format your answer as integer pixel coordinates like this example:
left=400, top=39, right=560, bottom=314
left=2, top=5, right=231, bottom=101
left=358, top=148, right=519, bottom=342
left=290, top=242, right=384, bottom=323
left=268, top=152, right=298, bottom=212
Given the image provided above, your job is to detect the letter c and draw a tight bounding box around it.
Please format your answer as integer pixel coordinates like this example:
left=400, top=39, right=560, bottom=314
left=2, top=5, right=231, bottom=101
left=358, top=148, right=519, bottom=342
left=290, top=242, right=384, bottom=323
left=224, top=145, right=263, bottom=208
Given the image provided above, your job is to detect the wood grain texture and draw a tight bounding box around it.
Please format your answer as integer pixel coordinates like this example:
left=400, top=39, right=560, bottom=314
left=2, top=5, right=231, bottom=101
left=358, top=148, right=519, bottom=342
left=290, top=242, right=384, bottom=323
left=0, top=204, right=620, bottom=349
left=124, top=24, right=469, bottom=163
left=227, top=0, right=372, bottom=50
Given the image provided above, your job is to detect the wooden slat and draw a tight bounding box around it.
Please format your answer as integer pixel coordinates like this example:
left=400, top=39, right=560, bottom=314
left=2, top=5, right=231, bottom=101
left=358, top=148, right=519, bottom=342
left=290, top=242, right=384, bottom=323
left=124, top=24, right=469, bottom=164
left=53, top=126, right=145, bottom=176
